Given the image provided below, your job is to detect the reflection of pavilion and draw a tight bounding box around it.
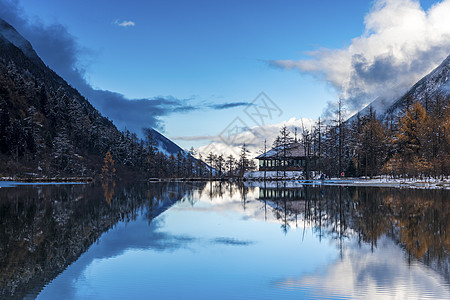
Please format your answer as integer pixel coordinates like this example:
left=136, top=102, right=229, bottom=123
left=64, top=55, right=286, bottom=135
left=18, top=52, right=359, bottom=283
left=258, top=186, right=320, bottom=201
left=256, top=186, right=324, bottom=232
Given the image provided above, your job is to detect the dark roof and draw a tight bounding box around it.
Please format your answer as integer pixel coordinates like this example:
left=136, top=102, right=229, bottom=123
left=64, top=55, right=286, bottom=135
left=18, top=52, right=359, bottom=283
left=255, top=143, right=309, bottom=159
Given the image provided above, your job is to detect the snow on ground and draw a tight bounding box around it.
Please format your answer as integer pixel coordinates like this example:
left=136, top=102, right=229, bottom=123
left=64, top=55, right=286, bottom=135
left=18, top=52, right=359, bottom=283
left=349, top=176, right=450, bottom=189
left=244, top=170, right=304, bottom=180
left=0, top=180, right=86, bottom=188
left=244, top=171, right=450, bottom=189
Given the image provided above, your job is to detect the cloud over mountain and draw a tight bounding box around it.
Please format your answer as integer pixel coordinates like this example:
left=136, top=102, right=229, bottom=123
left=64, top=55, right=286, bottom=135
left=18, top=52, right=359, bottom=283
left=0, top=0, right=246, bottom=136
left=270, top=0, right=450, bottom=117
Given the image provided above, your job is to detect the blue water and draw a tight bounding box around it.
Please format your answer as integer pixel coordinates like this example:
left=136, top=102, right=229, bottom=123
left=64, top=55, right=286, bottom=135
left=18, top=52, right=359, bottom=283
left=1, top=182, right=448, bottom=299
left=36, top=184, right=449, bottom=300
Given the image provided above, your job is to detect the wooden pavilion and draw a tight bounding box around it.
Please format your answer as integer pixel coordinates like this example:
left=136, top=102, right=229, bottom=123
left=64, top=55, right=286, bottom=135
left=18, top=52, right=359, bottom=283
left=255, top=142, right=318, bottom=172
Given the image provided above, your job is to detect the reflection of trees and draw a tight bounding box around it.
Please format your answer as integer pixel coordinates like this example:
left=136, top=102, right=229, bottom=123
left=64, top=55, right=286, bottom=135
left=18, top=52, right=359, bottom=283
left=257, top=185, right=449, bottom=281
left=350, top=188, right=449, bottom=270
left=198, top=181, right=256, bottom=207
left=102, top=180, right=116, bottom=205
left=240, top=184, right=249, bottom=210
left=392, top=190, right=449, bottom=262
left=351, top=188, right=393, bottom=250
left=0, top=182, right=205, bottom=298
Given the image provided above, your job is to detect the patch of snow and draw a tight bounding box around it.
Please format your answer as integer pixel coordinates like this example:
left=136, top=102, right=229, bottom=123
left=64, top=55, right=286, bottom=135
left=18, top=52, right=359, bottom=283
left=244, top=173, right=449, bottom=189
left=244, top=170, right=304, bottom=180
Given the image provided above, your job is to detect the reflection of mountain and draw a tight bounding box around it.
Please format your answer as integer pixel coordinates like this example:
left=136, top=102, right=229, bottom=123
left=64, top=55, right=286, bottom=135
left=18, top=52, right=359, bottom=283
left=0, top=182, right=206, bottom=299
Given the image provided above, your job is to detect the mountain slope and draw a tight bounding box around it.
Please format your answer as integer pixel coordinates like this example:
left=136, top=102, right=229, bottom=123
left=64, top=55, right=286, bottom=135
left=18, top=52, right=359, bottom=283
left=0, top=25, right=121, bottom=176
left=382, top=54, right=450, bottom=119
left=0, top=18, right=185, bottom=158
left=0, top=18, right=186, bottom=177
left=349, top=54, right=450, bottom=122
left=149, top=128, right=185, bottom=156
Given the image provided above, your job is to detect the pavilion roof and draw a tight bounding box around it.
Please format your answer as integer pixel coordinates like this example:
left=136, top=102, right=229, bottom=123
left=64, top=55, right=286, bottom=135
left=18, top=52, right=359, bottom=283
left=255, top=142, right=309, bottom=159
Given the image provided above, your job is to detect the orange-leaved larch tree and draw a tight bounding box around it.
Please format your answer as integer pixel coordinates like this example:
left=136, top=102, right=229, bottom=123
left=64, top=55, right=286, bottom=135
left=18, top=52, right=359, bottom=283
left=393, top=102, right=430, bottom=177
left=102, top=150, right=116, bottom=179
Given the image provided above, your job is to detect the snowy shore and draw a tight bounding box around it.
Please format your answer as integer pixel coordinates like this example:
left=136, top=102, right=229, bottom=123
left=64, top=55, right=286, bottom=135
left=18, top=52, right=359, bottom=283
left=0, top=176, right=92, bottom=183
left=244, top=171, right=450, bottom=189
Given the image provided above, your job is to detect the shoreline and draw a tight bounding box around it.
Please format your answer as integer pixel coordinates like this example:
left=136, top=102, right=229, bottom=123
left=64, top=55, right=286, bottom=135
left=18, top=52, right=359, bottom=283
left=245, top=178, right=450, bottom=189
left=0, top=177, right=93, bottom=183
left=1, top=176, right=449, bottom=189
left=243, top=171, right=450, bottom=189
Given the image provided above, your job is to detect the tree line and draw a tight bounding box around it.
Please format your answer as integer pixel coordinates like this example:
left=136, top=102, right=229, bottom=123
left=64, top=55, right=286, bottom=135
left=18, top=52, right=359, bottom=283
left=300, top=93, right=449, bottom=178
left=189, top=92, right=448, bottom=180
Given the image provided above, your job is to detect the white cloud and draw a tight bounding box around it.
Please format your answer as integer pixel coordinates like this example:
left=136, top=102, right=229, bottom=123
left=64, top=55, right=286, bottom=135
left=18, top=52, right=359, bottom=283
left=114, top=20, right=135, bottom=27
left=271, top=0, right=450, bottom=116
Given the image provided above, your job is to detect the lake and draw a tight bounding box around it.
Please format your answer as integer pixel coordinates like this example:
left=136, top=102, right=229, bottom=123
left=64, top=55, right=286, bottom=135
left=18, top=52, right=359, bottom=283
left=0, top=181, right=448, bottom=299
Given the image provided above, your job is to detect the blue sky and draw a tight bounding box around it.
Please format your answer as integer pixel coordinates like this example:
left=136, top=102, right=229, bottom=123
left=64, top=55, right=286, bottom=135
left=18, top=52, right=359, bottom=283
left=3, top=0, right=449, bottom=154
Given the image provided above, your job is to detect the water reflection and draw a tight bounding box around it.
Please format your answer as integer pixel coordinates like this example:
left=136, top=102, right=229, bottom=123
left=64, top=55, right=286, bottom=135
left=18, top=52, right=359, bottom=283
left=272, top=237, right=449, bottom=299
left=0, top=181, right=448, bottom=299
left=0, top=182, right=205, bottom=299
left=254, top=183, right=449, bottom=282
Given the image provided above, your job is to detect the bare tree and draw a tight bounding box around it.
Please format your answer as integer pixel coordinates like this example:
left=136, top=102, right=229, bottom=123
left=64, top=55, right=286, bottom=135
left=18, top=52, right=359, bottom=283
left=239, top=143, right=250, bottom=177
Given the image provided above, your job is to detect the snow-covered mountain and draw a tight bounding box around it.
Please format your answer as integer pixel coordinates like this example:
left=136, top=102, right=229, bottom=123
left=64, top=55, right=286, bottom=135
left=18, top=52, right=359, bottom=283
left=149, top=128, right=185, bottom=156
left=349, top=54, right=450, bottom=122
left=382, top=54, right=450, bottom=119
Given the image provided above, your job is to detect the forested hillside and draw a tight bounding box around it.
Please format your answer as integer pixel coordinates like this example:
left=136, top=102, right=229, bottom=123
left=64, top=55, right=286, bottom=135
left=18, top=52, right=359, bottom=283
left=0, top=19, right=201, bottom=179
left=295, top=92, right=449, bottom=179
left=0, top=28, right=141, bottom=177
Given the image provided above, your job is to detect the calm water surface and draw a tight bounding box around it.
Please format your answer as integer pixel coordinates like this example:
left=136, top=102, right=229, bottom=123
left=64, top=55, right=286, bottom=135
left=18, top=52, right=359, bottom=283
left=0, top=181, right=448, bottom=299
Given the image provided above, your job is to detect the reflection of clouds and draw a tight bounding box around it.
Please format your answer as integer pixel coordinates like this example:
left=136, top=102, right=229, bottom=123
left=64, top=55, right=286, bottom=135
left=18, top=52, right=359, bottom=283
left=212, top=237, right=255, bottom=246
left=174, top=184, right=312, bottom=229
left=272, top=236, right=450, bottom=299
left=40, top=209, right=257, bottom=299
left=177, top=198, right=291, bottom=227
left=99, top=217, right=196, bottom=253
